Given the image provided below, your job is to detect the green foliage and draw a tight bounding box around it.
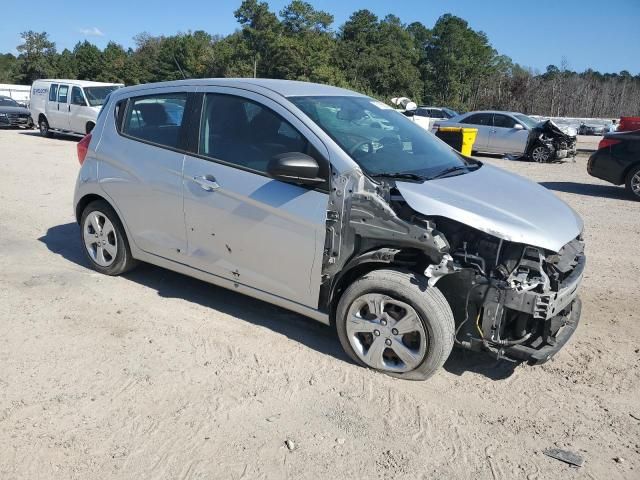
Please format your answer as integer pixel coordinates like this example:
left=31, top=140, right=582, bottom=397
left=0, top=53, right=18, bottom=83
left=3, top=4, right=638, bottom=116
left=15, top=31, right=57, bottom=83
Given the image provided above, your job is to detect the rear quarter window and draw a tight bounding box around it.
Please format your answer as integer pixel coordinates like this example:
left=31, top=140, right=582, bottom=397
left=121, top=93, right=187, bottom=150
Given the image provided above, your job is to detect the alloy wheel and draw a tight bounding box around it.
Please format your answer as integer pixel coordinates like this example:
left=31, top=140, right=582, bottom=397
left=631, top=171, right=640, bottom=197
left=346, top=293, right=427, bottom=373
left=83, top=211, right=118, bottom=267
left=532, top=146, right=550, bottom=162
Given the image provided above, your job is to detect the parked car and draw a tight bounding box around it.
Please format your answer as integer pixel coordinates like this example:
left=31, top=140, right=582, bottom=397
left=577, top=123, right=606, bottom=136
left=619, top=117, right=640, bottom=132
left=434, top=111, right=577, bottom=162
left=30, top=79, right=123, bottom=137
left=0, top=95, right=33, bottom=128
left=588, top=130, right=640, bottom=200
left=405, top=106, right=457, bottom=130
left=74, top=79, right=585, bottom=380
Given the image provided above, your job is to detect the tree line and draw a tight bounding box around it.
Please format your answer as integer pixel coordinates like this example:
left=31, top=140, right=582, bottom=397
left=1, top=0, right=638, bottom=118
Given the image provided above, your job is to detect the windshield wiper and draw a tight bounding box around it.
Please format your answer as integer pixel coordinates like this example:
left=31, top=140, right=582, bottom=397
left=369, top=172, right=426, bottom=181
left=428, top=163, right=480, bottom=180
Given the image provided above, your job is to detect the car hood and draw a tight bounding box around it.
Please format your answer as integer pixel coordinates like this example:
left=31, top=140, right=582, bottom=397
left=396, top=164, right=583, bottom=252
left=0, top=106, right=30, bottom=115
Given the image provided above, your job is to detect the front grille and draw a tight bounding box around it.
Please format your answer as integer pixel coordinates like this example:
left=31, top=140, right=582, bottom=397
left=6, top=113, right=29, bottom=123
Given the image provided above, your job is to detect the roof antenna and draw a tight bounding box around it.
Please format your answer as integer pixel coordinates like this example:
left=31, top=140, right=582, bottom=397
left=173, top=55, right=187, bottom=79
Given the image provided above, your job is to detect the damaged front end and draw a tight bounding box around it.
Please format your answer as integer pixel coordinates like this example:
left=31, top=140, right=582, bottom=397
left=526, top=120, right=577, bottom=162
left=435, top=226, right=585, bottom=364
left=321, top=168, right=585, bottom=365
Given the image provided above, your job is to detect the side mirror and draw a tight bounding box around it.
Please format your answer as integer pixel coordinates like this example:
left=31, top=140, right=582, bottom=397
left=267, top=153, right=325, bottom=186
left=514, top=123, right=524, bottom=130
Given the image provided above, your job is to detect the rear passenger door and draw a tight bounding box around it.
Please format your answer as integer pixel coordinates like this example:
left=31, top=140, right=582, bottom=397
left=181, top=88, right=330, bottom=308
left=460, top=113, right=492, bottom=150
left=97, top=87, right=194, bottom=262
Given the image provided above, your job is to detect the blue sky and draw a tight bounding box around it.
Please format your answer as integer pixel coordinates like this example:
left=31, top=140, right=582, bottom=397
left=2, top=0, right=639, bottom=74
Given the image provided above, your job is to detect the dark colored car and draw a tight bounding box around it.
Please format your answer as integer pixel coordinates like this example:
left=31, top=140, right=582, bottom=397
left=578, top=123, right=606, bottom=136
left=588, top=130, right=640, bottom=199
left=0, top=96, right=33, bottom=128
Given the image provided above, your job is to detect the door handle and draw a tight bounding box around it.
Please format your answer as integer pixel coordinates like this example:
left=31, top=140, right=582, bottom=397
left=68, top=105, right=71, bottom=112
left=192, top=175, right=220, bottom=191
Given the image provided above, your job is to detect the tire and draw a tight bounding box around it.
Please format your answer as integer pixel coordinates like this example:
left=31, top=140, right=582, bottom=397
left=80, top=200, right=138, bottom=275
left=86, top=122, right=95, bottom=134
left=531, top=144, right=551, bottom=163
left=39, top=117, right=53, bottom=137
left=625, top=165, right=640, bottom=201
left=335, top=269, right=455, bottom=381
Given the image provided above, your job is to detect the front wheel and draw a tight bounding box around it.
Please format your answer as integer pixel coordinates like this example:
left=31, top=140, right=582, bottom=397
left=335, top=269, right=455, bottom=380
left=625, top=165, right=640, bottom=201
left=531, top=144, right=552, bottom=162
left=39, top=117, right=53, bottom=137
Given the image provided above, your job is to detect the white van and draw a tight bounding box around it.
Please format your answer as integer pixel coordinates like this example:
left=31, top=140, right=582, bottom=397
left=30, top=79, right=123, bottom=137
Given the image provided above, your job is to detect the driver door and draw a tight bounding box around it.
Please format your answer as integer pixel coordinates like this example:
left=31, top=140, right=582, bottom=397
left=181, top=88, right=330, bottom=308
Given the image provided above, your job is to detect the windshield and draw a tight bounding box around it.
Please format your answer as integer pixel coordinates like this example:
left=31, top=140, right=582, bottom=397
left=514, top=113, right=539, bottom=129
left=289, top=96, right=477, bottom=180
left=84, top=86, right=121, bottom=107
left=0, top=98, right=19, bottom=107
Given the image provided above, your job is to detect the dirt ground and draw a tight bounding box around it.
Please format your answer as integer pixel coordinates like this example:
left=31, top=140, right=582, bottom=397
left=1, top=128, right=639, bottom=480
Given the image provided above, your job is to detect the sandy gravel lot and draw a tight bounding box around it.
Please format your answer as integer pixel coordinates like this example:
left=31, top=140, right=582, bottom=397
left=1, top=128, right=639, bottom=480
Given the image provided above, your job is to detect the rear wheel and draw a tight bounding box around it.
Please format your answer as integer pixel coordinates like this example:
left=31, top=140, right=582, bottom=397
left=625, top=165, right=640, bottom=200
left=335, top=269, right=455, bottom=381
left=86, top=122, right=95, bottom=134
left=80, top=200, right=137, bottom=275
left=39, top=117, right=53, bottom=137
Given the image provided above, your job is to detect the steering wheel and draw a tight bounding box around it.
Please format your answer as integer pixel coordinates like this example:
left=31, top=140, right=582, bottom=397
left=349, top=140, right=375, bottom=156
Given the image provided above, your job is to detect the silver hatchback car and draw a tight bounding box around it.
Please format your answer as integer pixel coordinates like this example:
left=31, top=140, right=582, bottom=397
left=74, top=79, right=585, bottom=380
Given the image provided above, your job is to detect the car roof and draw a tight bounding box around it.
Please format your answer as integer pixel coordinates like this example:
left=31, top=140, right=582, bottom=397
left=463, top=110, right=524, bottom=116
left=114, top=78, right=365, bottom=98
left=33, top=79, right=124, bottom=87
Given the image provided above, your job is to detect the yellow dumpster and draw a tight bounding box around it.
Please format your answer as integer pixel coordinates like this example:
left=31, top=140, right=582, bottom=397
left=435, top=127, right=478, bottom=156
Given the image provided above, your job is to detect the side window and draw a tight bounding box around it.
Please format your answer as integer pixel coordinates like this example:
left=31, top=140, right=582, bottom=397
left=49, top=84, right=58, bottom=102
left=57, top=85, right=69, bottom=103
left=199, top=94, right=308, bottom=174
left=122, top=92, right=187, bottom=149
left=462, top=113, right=492, bottom=126
left=414, top=108, right=428, bottom=117
left=430, top=110, right=445, bottom=119
left=493, top=114, right=517, bottom=129
left=71, top=87, right=85, bottom=106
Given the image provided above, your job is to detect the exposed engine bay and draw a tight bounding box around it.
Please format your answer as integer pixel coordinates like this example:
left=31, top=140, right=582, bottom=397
left=321, top=169, right=585, bottom=364
left=525, top=120, right=578, bottom=163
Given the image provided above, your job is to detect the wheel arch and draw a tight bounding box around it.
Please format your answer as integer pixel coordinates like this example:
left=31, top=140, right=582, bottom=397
left=75, top=193, right=115, bottom=224
left=327, top=247, right=434, bottom=326
left=86, top=121, right=95, bottom=134
left=38, top=113, right=48, bottom=124
left=622, top=161, right=640, bottom=186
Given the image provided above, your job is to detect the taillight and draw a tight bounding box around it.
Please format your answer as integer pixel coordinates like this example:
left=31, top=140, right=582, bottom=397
left=598, top=138, right=621, bottom=150
left=77, top=133, right=92, bottom=165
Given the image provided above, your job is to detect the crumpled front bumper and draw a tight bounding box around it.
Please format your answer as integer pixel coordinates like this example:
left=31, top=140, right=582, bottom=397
left=481, top=254, right=585, bottom=364
left=504, top=296, right=581, bottom=364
